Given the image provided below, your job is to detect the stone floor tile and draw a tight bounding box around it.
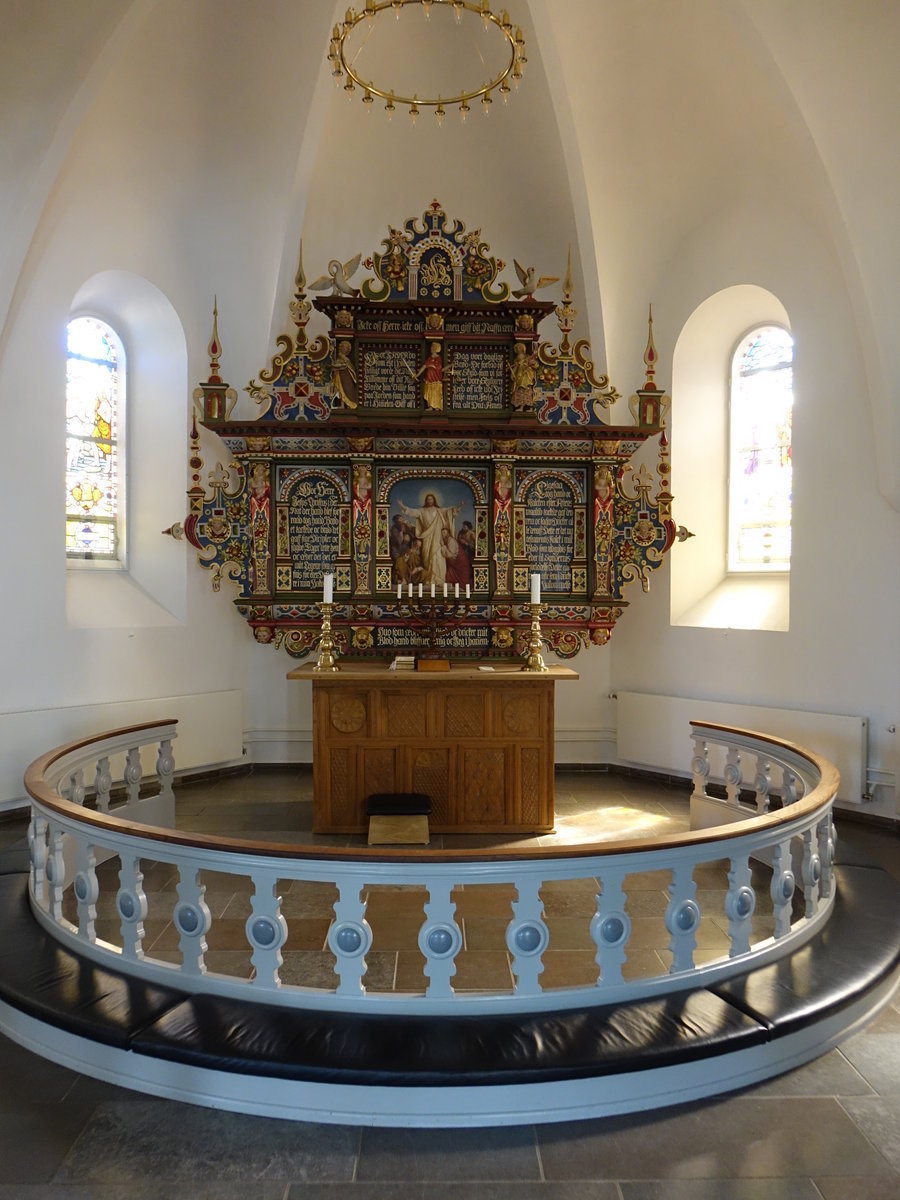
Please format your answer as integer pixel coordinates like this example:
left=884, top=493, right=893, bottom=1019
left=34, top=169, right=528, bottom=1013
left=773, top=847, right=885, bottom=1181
left=537, top=1097, right=896, bottom=1180
left=816, top=1176, right=900, bottom=1195
left=619, top=1182, right=824, bottom=1199
left=356, top=1125, right=540, bottom=1182
left=740, top=1047, right=876, bottom=1098
left=814, top=1177, right=900, bottom=1199
left=289, top=1185, right=619, bottom=1199
left=55, top=1101, right=358, bottom=1183
left=0, top=1186, right=286, bottom=1199
left=839, top=1033, right=900, bottom=1094
left=0, top=1034, right=80, bottom=1107
left=540, top=950, right=599, bottom=988
left=450, top=949, right=514, bottom=990
left=0, top=1106, right=94, bottom=1185
left=839, top=1094, right=900, bottom=1172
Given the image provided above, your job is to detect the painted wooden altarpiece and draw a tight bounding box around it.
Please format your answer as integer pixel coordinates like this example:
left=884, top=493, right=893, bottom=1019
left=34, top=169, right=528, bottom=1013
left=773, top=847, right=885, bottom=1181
left=183, top=201, right=681, bottom=662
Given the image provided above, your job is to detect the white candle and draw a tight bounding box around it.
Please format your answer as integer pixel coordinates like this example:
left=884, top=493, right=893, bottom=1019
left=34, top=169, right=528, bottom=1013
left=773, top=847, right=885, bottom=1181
left=408, top=583, right=413, bottom=598
left=418, top=583, right=423, bottom=598
left=323, top=572, right=334, bottom=604
left=531, top=573, right=540, bottom=604
left=397, top=583, right=402, bottom=600
left=465, top=584, right=470, bottom=599
left=455, top=583, right=460, bottom=599
left=443, top=583, right=448, bottom=598
left=430, top=582, right=435, bottom=598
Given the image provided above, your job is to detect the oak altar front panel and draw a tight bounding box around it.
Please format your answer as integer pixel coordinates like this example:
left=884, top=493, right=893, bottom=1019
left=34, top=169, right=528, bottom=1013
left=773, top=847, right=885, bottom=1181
left=302, top=665, right=576, bottom=834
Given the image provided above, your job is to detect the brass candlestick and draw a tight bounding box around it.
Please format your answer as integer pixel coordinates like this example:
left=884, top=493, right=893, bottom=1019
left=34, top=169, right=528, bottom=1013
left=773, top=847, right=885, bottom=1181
left=522, top=602, right=549, bottom=672
left=313, top=601, right=340, bottom=672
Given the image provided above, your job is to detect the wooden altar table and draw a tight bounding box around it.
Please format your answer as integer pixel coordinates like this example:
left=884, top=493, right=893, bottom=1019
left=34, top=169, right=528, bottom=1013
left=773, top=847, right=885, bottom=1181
left=287, top=662, right=578, bottom=834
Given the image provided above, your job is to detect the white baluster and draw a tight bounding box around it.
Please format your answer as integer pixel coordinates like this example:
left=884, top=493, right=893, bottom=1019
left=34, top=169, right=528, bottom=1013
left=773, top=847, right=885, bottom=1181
left=781, top=767, right=799, bottom=807
left=94, top=756, right=112, bottom=813
left=156, top=738, right=176, bottom=808
left=665, top=862, right=699, bottom=973
left=770, top=838, right=795, bottom=938
left=818, top=813, right=835, bottom=900
left=507, top=874, right=548, bottom=994
left=590, top=868, right=629, bottom=986
left=45, top=824, right=66, bottom=924
left=328, top=876, right=372, bottom=996
left=66, top=768, right=86, bottom=807
left=690, top=736, right=710, bottom=801
left=246, top=870, right=288, bottom=988
left=174, top=867, right=212, bottom=976
left=124, top=745, right=142, bottom=806
left=419, top=878, right=462, bottom=998
left=802, top=827, right=822, bottom=918
left=724, top=745, right=743, bottom=805
left=73, top=841, right=99, bottom=942
left=753, top=757, right=771, bottom=814
left=28, top=812, right=48, bottom=908
left=117, top=853, right=148, bottom=960
left=725, top=853, right=755, bottom=957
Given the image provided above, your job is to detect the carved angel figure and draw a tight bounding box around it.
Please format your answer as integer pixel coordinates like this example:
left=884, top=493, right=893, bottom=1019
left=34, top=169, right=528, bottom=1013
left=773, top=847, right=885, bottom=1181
left=309, top=254, right=362, bottom=297
left=512, top=260, right=559, bottom=298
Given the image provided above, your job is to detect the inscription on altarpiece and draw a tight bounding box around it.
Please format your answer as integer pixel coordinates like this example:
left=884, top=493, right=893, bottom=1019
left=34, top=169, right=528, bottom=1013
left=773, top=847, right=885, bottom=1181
left=361, top=345, right=420, bottom=409
left=523, top=477, right=577, bottom=593
left=450, top=346, right=507, bottom=412
left=286, top=475, right=343, bottom=591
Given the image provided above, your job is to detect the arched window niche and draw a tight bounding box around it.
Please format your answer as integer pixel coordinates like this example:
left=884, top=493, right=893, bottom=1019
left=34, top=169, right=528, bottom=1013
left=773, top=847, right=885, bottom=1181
left=670, top=285, right=791, bottom=632
left=66, top=271, right=189, bottom=628
left=65, top=316, right=126, bottom=564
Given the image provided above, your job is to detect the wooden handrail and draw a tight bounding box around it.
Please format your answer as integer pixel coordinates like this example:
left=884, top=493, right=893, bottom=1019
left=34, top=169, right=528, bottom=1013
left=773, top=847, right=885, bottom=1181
left=23, top=719, right=839, bottom=865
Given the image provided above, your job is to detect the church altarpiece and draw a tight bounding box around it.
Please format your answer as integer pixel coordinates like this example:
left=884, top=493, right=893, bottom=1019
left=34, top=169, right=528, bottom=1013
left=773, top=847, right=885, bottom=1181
left=182, top=201, right=683, bottom=663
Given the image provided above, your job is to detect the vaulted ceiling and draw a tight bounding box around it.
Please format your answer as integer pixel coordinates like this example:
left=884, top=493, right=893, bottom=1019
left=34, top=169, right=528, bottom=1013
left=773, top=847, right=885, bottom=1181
left=2, top=0, right=898, bottom=504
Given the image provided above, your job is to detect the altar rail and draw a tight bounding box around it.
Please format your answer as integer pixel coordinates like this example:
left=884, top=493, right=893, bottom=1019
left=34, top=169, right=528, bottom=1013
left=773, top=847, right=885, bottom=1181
left=23, top=719, right=839, bottom=1015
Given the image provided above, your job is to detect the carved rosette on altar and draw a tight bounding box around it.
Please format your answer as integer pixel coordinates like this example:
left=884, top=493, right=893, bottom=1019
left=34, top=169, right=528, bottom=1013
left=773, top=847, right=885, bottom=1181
left=183, top=201, right=685, bottom=661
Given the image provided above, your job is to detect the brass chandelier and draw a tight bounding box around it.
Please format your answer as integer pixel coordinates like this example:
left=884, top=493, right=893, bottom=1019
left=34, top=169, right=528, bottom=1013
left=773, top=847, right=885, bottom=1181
left=327, top=0, right=527, bottom=123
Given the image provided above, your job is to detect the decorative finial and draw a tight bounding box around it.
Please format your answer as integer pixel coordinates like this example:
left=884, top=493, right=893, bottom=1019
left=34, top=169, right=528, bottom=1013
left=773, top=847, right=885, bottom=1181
left=208, top=298, right=222, bottom=383
left=643, top=303, right=658, bottom=390
left=562, top=246, right=573, bottom=297
left=294, top=240, right=306, bottom=292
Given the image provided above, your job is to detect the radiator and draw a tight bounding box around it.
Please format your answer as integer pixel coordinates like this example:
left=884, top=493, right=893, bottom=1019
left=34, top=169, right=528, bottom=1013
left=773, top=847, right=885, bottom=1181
left=616, top=691, right=868, bottom=805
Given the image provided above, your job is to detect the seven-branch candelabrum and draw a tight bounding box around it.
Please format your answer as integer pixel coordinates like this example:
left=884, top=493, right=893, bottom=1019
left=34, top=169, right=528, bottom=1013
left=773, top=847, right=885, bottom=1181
left=314, top=601, right=340, bottom=671
left=522, top=602, right=549, bottom=672
left=395, top=587, right=471, bottom=657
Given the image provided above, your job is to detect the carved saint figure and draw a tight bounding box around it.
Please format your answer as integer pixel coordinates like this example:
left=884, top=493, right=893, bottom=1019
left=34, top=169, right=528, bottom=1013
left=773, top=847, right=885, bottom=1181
left=508, top=343, right=537, bottom=411
left=415, top=343, right=445, bottom=411
left=330, top=341, right=358, bottom=409
left=397, top=492, right=463, bottom=587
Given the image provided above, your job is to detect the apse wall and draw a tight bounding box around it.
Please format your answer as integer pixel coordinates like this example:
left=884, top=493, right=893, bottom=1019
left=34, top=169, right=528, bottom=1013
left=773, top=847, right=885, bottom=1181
left=0, top=1, right=896, bottom=817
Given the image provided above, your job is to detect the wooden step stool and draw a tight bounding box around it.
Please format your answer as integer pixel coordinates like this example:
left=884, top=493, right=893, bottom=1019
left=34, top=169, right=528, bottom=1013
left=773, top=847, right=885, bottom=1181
left=366, top=793, right=431, bottom=845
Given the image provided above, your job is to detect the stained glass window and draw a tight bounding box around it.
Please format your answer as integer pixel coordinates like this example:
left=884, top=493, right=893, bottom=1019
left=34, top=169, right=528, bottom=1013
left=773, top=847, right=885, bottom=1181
left=65, top=317, right=124, bottom=561
left=728, top=325, right=793, bottom=572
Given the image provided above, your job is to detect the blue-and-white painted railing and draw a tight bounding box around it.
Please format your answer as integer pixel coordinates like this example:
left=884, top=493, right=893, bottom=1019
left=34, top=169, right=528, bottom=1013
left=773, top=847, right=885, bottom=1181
left=24, top=718, right=839, bottom=1015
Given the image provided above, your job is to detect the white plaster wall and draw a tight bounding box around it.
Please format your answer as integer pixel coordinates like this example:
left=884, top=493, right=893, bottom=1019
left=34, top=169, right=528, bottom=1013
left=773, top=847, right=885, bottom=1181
left=0, top=2, right=896, bottom=814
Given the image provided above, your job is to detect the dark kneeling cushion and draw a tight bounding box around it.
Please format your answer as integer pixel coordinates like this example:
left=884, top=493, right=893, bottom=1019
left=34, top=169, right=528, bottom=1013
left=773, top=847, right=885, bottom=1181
left=366, top=792, right=431, bottom=817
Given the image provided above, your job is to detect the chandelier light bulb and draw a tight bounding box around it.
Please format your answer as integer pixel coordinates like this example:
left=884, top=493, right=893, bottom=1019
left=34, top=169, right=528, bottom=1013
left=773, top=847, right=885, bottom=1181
left=500, top=80, right=510, bottom=103
left=453, top=0, right=463, bottom=20
left=410, top=99, right=419, bottom=123
left=422, top=0, right=432, bottom=16
left=482, top=90, right=492, bottom=114
left=385, top=94, right=396, bottom=119
left=435, top=101, right=445, bottom=126
left=363, top=89, right=374, bottom=111
left=459, top=99, right=470, bottom=121
left=344, top=80, right=356, bottom=101
left=481, top=0, right=490, bottom=30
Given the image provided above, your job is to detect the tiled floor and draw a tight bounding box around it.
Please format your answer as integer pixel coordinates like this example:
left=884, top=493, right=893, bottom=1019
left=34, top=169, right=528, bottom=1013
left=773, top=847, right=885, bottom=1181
left=1, top=767, right=899, bottom=1198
